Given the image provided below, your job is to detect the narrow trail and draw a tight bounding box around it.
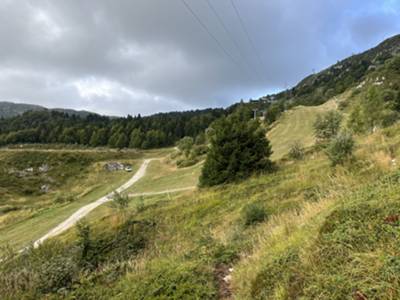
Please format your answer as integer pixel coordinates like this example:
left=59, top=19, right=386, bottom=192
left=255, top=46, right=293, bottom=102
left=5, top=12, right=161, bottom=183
left=33, top=159, right=154, bottom=248
left=128, top=186, right=196, bottom=198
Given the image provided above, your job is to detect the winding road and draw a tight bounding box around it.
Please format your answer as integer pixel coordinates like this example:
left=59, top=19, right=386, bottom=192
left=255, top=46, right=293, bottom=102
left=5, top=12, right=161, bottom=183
left=33, top=159, right=153, bottom=247
left=32, top=159, right=197, bottom=248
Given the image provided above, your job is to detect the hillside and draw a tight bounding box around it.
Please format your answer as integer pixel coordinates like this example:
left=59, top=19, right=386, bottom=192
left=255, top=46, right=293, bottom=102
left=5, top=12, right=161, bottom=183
left=267, top=99, right=338, bottom=160
left=0, top=101, right=95, bottom=119
left=275, top=34, right=400, bottom=106
left=0, top=34, right=400, bottom=299
left=0, top=101, right=45, bottom=118
left=1, top=117, right=400, bottom=299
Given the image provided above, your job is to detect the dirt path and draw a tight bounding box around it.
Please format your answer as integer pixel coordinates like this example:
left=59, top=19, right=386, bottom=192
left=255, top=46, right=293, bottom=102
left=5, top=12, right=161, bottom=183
left=128, top=186, right=196, bottom=198
left=33, top=159, right=153, bottom=247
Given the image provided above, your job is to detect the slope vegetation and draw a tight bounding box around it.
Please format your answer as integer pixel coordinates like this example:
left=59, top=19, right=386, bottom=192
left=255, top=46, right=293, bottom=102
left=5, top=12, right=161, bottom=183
left=2, top=117, right=400, bottom=299
left=267, top=99, right=338, bottom=160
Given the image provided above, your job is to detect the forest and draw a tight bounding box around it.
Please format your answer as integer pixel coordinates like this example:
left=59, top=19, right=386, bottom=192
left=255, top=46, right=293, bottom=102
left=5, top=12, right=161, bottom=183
left=0, top=108, right=226, bottom=149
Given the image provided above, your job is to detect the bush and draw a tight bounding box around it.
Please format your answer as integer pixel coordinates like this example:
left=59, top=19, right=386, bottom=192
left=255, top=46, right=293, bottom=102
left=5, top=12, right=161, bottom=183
left=288, top=141, right=305, bottom=160
left=348, top=87, right=399, bottom=133
left=176, top=157, right=199, bottom=168
left=110, top=192, right=130, bottom=214
left=314, top=111, right=342, bottom=142
left=200, top=107, right=273, bottom=187
left=242, top=203, right=267, bottom=226
left=326, top=132, right=355, bottom=166
left=176, top=136, right=194, bottom=157
left=37, top=255, right=77, bottom=293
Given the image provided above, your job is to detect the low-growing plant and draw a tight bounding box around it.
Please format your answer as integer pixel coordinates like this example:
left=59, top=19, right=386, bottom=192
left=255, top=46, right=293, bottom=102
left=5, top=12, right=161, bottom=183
left=288, top=141, right=305, bottom=160
left=110, top=191, right=130, bottom=215
left=135, top=196, right=145, bottom=213
left=242, top=203, right=267, bottom=226
left=326, top=131, right=355, bottom=166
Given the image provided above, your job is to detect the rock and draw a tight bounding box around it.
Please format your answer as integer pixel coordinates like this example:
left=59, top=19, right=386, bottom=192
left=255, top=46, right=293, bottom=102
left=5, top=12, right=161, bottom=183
left=39, top=164, right=50, bottom=172
left=40, top=184, right=50, bottom=193
left=16, top=171, right=27, bottom=177
left=104, top=162, right=125, bottom=172
left=223, top=274, right=232, bottom=283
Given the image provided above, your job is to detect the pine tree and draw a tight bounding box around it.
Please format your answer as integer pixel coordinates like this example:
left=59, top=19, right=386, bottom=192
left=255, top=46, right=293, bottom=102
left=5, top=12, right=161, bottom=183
left=200, top=108, right=273, bottom=187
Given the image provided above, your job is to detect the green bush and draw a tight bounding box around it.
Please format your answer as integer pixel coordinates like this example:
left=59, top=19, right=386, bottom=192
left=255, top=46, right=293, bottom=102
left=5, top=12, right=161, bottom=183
left=288, top=141, right=305, bottom=160
left=109, top=191, right=130, bottom=213
left=37, top=255, right=77, bottom=293
left=313, top=111, right=342, bottom=142
left=348, top=87, right=399, bottom=133
left=326, top=131, right=355, bottom=166
left=176, top=157, right=199, bottom=168
left=388, top=55, right=400, bottom=73
left=242, top=203, right=267, bottom=226
left=120, top=260, right=217, bottom=299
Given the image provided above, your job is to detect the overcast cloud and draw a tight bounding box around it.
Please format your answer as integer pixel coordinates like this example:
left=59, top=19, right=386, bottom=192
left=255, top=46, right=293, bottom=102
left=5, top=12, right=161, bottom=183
left=0, top=0, right=399, bottom=116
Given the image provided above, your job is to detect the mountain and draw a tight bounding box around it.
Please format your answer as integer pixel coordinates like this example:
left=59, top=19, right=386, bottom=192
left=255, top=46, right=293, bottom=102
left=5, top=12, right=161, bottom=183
left=0, top=102, right=45, bottom=118
left=273, top=34, right=400, bottom=106
left=0, top=101, right=96, bottom=119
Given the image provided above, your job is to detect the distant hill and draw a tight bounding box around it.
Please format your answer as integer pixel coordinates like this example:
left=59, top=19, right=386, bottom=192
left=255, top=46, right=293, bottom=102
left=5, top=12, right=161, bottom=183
left=274, top=34, right=400, bottom=106
left=0, top=101, right=96, bottom=119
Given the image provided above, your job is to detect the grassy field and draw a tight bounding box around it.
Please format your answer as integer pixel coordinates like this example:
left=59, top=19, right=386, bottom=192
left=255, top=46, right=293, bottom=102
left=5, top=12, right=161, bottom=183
left=267, top=99, right=338, bottom=160
left=126, top=159, right=202, bottom=194
left=0, top=147, right=174, bottom=252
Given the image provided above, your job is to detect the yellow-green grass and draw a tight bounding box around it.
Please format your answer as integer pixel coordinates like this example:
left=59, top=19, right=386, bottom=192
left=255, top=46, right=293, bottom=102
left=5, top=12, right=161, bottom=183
left=126, top=159, right=202, bottom=194
left=48, top=123, right=400, bottom=299
left=0, top=147, right=174, bottom=253
left=267, top=99, right=338, bottom=160
left=0, top=160, right=140, bottom=252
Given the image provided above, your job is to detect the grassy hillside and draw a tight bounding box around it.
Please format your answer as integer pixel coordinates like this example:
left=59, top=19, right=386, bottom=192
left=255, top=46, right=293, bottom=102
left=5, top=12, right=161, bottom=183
left=1, top=37, right=400, bottom=299
left=267, top=99, right=339, bottom=160
left=0, top=148, right=173, bottom=252
left=2, top=113, right=400, bottom=299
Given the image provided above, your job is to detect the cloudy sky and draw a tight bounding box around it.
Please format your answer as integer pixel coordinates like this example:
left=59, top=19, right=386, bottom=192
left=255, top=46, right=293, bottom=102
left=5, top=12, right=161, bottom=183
left=0, top=0, right=399, bottom=116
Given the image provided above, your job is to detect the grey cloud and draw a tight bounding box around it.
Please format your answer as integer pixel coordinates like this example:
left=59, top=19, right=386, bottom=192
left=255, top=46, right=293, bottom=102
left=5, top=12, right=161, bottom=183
left=0, top=0, right=398, bottom=116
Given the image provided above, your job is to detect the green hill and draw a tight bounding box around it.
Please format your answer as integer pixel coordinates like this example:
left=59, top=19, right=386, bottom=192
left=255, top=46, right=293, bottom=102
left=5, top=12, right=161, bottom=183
left=0, top=101, right=95, bottom=119
left=1, top=35, right=400, bottom=299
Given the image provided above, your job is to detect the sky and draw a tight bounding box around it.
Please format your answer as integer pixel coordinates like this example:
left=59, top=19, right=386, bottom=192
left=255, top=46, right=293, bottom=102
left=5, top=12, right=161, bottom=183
left=0, top=0, right=399, bottom=116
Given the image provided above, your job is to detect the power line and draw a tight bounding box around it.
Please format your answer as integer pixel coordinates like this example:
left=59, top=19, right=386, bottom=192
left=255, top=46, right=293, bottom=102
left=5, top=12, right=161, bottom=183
left=229, top=0, right=268, bottom=82
left=180, top=0, right=250, bottom=77
left=205, top=0, right=263, bottom=82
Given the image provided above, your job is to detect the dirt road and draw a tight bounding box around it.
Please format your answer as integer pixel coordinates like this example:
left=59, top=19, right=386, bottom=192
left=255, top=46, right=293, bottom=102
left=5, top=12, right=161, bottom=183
left=33, top=159, right=153, bottom=247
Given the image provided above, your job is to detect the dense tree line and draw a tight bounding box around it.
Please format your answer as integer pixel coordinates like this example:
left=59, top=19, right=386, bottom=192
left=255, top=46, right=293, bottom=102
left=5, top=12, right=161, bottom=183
left=0, top=108, right=226, bottom=149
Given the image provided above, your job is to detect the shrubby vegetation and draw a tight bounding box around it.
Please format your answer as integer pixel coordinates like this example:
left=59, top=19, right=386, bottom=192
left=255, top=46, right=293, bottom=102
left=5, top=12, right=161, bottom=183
left=288, top=141, right=305, bottom=160
left=200, top=107, right=273, bottom=186
left=313, top=110, right=342, bottom=142
left=348, top=86, right=400, bottom=133
left=326, top=131, right=355, bottom=166
left=0, top=217, right=154, bottom=298
left=242, top=203, right=267, bottom=226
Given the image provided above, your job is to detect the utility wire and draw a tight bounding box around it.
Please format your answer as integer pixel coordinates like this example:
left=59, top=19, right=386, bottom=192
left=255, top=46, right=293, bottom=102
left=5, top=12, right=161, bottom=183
left=180, top=0, right=249, bottom=75
left=229, top=0, right=268, bottom=82
left=205, top=0, right=263, bottom=82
